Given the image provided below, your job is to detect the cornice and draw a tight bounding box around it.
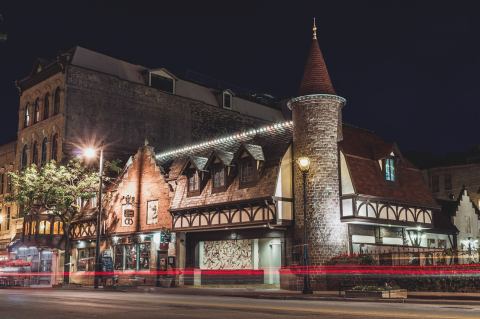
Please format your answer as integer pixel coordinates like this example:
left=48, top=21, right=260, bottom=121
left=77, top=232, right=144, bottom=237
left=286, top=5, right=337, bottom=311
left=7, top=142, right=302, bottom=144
left=287, top=94, right=346, bottom=110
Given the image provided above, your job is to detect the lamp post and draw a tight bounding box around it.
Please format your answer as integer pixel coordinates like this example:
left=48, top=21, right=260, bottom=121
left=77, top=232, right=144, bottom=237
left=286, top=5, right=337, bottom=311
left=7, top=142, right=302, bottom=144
left=297, top=156, right=313, bottom=294
left=82, top=146, right=104, bottom=289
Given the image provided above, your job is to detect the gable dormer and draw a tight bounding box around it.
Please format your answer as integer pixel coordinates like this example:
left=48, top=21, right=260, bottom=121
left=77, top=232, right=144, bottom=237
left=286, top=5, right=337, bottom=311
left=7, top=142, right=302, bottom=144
left=180, top=156, right=208, bottom=196
left=221, top=89, right=234, bottom=109
left=148, top=68, right=176, bottom=94
left=235, top=144, right=265, bottom=188
left=378, top=148, right=402, bottom=183
left=205, top=150, right=234, bottom=192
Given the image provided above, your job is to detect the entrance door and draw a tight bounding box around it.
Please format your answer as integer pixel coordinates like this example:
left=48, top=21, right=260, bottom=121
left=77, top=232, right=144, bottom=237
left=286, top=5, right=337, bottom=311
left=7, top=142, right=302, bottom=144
left=259, top=239, right=282, bottom=286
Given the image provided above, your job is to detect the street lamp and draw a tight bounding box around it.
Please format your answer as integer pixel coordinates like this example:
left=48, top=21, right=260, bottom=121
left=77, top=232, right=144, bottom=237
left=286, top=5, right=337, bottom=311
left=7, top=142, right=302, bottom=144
left=297, top=156, right=313, bottom=294
left=81, top=145, right=104, bottom=289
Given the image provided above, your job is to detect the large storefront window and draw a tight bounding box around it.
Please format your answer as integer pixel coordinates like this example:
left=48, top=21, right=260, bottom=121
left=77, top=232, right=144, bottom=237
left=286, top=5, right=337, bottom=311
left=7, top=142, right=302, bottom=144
left=114, top=243, right=151, bottom=271
left=77, top=247, right=95, bottom=272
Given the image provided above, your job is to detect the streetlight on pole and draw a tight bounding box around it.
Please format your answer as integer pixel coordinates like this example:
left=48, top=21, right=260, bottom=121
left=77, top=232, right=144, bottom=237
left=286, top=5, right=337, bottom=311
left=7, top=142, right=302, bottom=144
left=297, top=156, right=313, bottom=294
left=81, top=145, right=104, bottom=289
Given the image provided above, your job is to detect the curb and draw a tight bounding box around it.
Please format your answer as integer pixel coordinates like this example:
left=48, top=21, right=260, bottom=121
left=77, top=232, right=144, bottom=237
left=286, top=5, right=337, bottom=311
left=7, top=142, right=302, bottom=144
left=52, top=286, right=480, bottom=305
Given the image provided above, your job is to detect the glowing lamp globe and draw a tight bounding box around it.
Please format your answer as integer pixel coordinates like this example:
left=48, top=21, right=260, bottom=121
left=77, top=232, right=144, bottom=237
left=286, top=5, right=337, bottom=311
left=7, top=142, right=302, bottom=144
left=83, top=147, right=97, bottom=159
left=297, top=157, right=311, bottom=173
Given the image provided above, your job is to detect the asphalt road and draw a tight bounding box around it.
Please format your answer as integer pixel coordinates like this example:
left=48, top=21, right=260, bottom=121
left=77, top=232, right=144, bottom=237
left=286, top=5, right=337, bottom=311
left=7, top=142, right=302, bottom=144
left=0, top=289, right=479, bottom=319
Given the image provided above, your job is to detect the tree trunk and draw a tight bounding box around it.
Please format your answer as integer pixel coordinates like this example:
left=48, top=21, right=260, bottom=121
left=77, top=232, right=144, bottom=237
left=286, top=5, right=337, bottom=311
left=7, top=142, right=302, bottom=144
left=63, top=224, right=71, bottom=285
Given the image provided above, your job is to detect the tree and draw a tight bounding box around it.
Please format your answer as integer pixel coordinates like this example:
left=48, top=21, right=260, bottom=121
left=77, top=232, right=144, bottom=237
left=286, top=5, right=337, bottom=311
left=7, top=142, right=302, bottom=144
left=7, top=160, right=99, bottom=283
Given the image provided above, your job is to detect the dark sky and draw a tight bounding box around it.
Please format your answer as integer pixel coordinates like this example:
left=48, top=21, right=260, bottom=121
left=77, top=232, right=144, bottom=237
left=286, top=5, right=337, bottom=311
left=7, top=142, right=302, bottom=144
left=1, top=1, right=479, bottom=156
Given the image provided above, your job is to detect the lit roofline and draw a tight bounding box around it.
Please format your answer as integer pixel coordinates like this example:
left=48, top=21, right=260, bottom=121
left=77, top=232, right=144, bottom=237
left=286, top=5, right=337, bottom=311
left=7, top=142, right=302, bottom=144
left=155, top=120, right=293, bottom=159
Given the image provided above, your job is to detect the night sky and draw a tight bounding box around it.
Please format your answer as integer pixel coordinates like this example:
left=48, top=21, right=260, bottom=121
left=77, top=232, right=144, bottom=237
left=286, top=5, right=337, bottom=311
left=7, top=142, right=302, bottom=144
left=1, top=1, right=479, bottom=162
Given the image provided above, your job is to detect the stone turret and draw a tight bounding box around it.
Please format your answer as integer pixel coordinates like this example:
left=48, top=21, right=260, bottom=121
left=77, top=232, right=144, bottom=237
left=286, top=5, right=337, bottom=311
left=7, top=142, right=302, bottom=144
left=288, top=20, right=348, bottom=266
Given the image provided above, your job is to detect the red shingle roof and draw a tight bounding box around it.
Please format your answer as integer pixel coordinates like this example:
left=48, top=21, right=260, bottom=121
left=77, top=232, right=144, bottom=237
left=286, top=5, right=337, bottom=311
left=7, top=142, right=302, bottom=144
left=299, top=38, right=336, bottom=96
left=340, top=125, right=438, bottom=208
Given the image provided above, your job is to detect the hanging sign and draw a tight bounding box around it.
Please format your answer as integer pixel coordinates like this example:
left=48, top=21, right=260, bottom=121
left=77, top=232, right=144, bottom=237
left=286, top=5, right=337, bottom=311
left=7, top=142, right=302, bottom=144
left=121, top=204, right=135, bottom=226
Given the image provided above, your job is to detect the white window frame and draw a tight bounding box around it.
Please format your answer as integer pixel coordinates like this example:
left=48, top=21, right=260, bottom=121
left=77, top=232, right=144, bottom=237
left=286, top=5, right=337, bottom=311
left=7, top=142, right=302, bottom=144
left=222, top=91, right=233, bottom=109
left=149, top=72, right=175, bottom=94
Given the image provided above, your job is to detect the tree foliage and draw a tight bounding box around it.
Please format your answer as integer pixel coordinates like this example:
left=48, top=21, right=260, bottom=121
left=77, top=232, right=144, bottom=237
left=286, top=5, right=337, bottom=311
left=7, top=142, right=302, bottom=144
left=6, top=160, right=99, bottom=224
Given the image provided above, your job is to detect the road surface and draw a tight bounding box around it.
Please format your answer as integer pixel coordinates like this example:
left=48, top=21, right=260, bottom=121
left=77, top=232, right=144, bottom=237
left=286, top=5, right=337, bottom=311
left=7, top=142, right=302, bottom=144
left=0, top=289, right=479, bottom=318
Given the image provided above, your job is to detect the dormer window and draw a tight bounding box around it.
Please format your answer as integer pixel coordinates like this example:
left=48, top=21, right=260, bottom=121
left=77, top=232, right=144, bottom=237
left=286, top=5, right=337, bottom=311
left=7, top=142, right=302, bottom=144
left=384, top=157, right=395, bottom=182
left=239, top=157, right=258, bottom=187
left=187, top=170, right=200, bottom=195
left=149, top=73, right=174, bottom=94
left=212, top=164, right=226, bottom=190
left=222, top=91, right=232, bottom=109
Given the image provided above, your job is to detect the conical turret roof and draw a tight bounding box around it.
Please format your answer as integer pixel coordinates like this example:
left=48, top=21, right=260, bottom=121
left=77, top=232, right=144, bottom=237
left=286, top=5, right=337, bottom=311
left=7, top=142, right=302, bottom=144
left=299, top=19, right=336, bottom=96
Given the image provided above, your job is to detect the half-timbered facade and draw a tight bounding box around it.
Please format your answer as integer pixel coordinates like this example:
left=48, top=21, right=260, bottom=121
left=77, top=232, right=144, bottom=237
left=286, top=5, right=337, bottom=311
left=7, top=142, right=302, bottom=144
left=338, top=125, right=443, bottom=257
left=157, top=121, right=293, bottom=286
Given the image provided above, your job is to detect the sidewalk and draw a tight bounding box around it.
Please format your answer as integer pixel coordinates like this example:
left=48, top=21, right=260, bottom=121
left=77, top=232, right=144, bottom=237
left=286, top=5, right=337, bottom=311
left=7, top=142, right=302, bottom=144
left=57, top=285, right=480, bottom=304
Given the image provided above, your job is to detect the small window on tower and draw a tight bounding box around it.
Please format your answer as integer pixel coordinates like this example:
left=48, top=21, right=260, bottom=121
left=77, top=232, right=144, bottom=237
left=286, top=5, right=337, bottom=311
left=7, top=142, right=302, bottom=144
left=223, top=91, right=232, bottom=109
left=149, top=73, right=174, bottom=94
left=384, top=157, right=395, bottom=182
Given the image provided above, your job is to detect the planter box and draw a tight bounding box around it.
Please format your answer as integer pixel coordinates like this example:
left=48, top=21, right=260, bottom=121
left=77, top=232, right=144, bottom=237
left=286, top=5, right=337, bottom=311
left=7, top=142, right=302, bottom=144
left=157, top=277, right=173, bottom=288
left=345, top=289, right=407, bottom=299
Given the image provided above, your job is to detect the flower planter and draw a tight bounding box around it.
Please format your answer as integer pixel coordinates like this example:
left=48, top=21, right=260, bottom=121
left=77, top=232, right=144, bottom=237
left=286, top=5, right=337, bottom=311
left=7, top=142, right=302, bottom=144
left=345, top=289, right=407, bottom=299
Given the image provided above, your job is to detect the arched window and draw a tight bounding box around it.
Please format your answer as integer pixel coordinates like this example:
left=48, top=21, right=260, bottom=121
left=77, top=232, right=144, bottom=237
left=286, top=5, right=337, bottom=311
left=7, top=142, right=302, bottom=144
left=43, top=93, right=50, bottom=119
left=33, top=98, right=40, bottom=124
left=41, top=138, right=48, bottom=165
left=32, top=141, right=39, bottom=165
left=53, top=221, right=64, bottom=235
left=31, top=221, right=37, bottom=235
left=6, top=175, right=11, bottom=193
left=53, top=87, right=61, bottom=115
left=24, top=103, right=30, bottom=128
left=39, top=220, right=51, bottom=235
left=21, top=145, right=28, bottom=169
left=24, top=222, right=30, bottom=236
left=51, top=134, right=58, bottom=161
left=0, top=173, right=3, bottom=194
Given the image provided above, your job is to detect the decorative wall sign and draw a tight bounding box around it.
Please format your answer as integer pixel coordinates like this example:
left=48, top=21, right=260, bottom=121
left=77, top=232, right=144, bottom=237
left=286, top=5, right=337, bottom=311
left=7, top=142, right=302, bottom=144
left=146, top=200, right=159, bottom=225
left=121, top=204, right=135, bottom=227
left=201, top=239, right=252, bottom=270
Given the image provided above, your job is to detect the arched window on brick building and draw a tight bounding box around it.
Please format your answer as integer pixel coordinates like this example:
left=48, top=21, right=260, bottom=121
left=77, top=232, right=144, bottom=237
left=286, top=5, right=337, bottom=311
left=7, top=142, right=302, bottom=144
left=41, top=138, right=48, bottom=165
left=21, top=144, right=28, bottom=169
left=33, top=98, right=40, bottom=124
left=53, top=87, right=61, bottom=115
left=43, top=93, right=50, bottom=119
left=24, top=103, right=30, bottom=128
left=32, top=141, right=39, bottom=166
left=51, top=134, right=59, bottom=161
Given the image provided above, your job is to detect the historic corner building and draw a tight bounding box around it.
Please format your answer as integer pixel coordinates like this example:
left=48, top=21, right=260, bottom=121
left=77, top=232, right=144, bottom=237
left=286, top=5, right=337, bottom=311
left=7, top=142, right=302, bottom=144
left=4, top=24, right=479, bottom=288
left=1, top=44, right=283, bottom=286
left=68, top=24, right=478, bottom=290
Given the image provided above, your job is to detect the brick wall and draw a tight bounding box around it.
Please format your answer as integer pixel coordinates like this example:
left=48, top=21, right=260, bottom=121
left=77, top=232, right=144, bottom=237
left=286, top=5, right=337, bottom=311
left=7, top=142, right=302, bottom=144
left=104, top=145, right=171, bottom=235
left=424, top=163, right=480, bottom=206
left=290, top=95, right=349, bottom=265
left=16, top=72, right=66, bottom=169
left=64, top=66, right=270, bottom=160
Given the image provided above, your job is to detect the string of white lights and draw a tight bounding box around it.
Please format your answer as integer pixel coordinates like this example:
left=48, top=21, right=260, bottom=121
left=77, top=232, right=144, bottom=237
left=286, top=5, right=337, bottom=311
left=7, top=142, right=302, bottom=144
left=156, top=120, right=293, bottom=159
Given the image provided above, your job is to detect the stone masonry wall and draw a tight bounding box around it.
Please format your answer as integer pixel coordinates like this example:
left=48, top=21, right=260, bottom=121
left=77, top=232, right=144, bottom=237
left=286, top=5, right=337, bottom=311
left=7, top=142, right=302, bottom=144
left=64, top=65, right=270, bottom=160
left=290, top=95, right=349, bottom=265
left=424, top=163, right=480, bottom=206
